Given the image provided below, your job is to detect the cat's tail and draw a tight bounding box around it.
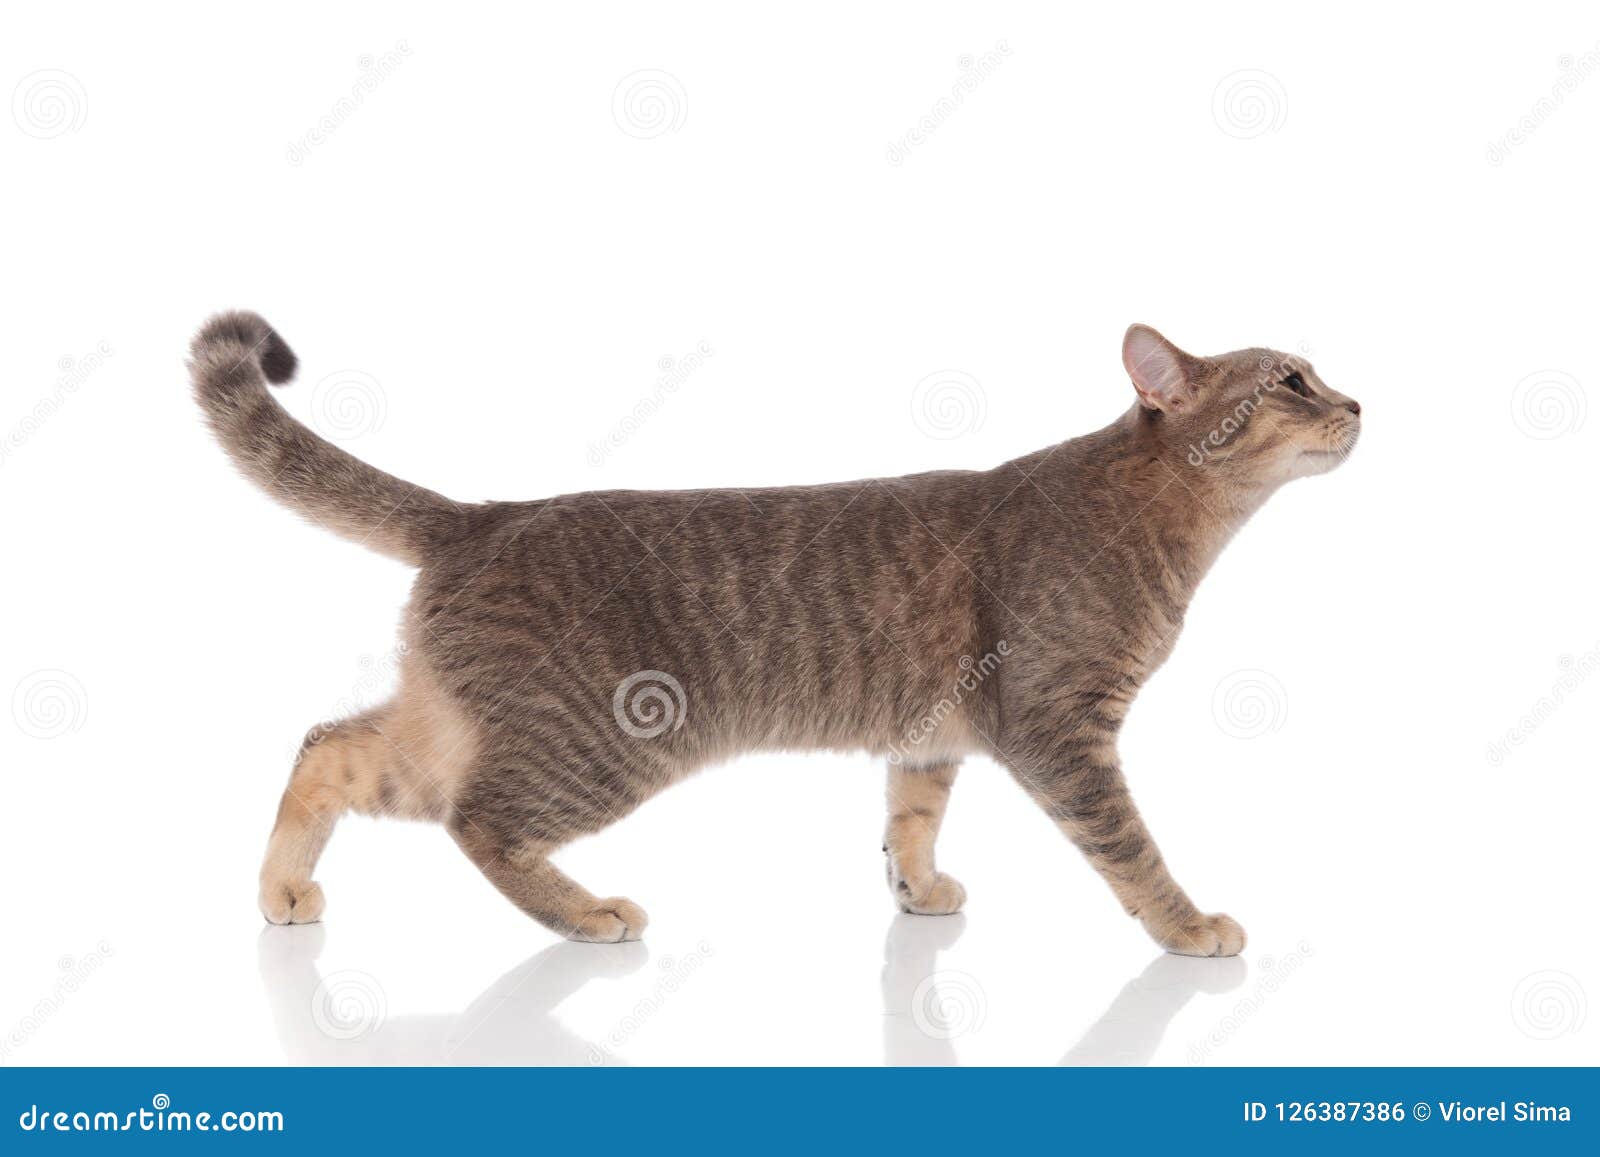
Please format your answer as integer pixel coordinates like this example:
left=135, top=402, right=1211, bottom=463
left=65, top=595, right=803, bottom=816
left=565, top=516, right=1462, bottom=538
left=187, top=311, right=464, bottom=566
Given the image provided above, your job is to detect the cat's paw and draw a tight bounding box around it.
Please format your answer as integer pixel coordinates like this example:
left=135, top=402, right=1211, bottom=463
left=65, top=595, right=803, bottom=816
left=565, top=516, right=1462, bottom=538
left=894, top=871, right=967, bottom=916
left=1157, top=912, right=1246, bottom=958
left=567, top=897, right=649, bottom=943
left=259, top=879, right=325, bottom=925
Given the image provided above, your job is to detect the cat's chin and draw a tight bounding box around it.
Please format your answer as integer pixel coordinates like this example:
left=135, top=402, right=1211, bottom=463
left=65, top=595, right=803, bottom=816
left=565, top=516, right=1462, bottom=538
left=1293, top=447, right=1355, bottom=477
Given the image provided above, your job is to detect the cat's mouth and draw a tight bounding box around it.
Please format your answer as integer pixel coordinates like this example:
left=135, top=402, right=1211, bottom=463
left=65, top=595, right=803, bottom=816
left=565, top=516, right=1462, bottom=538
left=1301, top=422, right=1360, bottom=464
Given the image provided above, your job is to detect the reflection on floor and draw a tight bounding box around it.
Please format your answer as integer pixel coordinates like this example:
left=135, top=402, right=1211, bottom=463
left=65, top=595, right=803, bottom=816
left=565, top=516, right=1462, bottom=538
left=260, top=914, right=1247, bottom=1065
left=1057, top=951, right=1248, bottom=1065
left=878, top=912, right=1248, bottom=1066
left=259, top=925, right=647, bottom=1065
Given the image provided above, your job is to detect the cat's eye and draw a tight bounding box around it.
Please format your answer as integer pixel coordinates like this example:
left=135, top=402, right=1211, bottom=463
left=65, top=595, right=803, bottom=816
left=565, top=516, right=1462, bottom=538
left=1280, top=370, right=1312, bottom=398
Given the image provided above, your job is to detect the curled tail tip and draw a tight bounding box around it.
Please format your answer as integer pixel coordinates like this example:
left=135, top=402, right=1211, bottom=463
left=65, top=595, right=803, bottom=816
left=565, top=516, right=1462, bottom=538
left=191, top=310, right=298, bottom=387
left=259, top=328, right=297, bottom=385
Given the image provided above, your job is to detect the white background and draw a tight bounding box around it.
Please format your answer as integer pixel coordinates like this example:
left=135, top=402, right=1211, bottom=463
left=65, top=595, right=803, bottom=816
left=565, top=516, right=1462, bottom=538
left=3, top=2, right=1597, bottom=1066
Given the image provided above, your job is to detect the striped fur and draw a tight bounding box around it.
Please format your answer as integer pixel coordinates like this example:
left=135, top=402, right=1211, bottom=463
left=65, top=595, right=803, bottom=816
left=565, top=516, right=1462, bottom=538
left=191, top=312, right=1359, bottom=952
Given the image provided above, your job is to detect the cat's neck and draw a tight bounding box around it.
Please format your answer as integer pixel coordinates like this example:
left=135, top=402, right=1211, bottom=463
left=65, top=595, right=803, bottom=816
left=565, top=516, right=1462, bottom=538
left=1023, top=406, right=1282, bottom=598
left=1114, top=405, right=1279, bottom=584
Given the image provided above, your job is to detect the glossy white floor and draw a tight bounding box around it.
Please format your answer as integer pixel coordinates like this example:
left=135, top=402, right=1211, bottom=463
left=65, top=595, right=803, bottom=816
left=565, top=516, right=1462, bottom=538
left=5, top=737, right=1595, bottom=1066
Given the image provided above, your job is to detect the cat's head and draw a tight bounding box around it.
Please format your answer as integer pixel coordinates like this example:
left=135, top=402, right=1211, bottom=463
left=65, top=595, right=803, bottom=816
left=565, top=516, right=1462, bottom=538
left=1121, top=324, right=1360, bottom=484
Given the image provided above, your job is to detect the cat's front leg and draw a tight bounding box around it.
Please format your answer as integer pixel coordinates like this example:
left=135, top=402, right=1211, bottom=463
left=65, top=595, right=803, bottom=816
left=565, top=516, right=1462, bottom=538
left=1006, top=741, right=1244, bottom=957
left=883, top=760, right=966, bottom=915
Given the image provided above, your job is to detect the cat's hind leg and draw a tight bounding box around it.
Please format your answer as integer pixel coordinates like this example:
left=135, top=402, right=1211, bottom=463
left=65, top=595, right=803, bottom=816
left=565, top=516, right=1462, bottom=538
left=884, top=760, right=966, bottom=915
left=448, top=753, right=656, bottom=943
left=452, top=828, right=648, bottom=943
left=258, top=711, right=397, bottom=924
left=258, top=657, right=483, bottom=924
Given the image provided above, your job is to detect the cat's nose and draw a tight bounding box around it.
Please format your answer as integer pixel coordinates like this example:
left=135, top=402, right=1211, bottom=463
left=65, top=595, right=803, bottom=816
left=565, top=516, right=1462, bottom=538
left=1344, top=400, right=1361, bottom=416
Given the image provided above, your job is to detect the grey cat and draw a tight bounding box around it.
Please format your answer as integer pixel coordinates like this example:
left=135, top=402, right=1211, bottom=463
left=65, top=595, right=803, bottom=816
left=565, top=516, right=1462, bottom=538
left=190, top=311, right=1358, bottom=953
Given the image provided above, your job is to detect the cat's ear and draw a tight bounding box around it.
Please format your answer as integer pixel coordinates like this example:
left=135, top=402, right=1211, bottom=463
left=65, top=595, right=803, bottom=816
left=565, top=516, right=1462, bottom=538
left=1122, top=324, right=1199, bottom=413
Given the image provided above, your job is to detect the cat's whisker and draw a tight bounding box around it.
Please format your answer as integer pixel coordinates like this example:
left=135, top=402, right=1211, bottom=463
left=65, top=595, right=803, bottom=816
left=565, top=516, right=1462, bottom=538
left=1332, top=422, right=1360, bottom=460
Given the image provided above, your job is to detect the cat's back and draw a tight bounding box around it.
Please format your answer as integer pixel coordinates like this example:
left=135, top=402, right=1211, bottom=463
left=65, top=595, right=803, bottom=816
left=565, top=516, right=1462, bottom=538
left=426, top=467, right=997, bottom=598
